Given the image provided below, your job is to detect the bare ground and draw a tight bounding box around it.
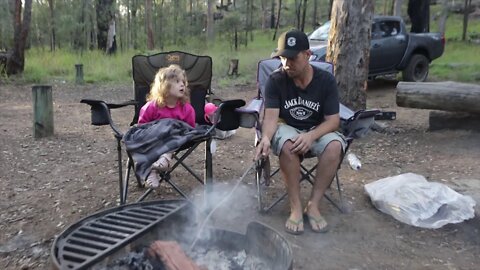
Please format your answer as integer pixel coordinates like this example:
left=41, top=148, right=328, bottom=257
left=0, top=79, right=479, bottom=270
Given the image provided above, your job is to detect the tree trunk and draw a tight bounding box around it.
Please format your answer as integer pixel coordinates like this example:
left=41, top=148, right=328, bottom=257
left=408, top=0, right=430, bottom=33
left=47, top=0, right=56, bottom=51
left=6, top=0, right=33, bottom=76
left=273, top=0, right=282, bottom=41
left=301, top=0, right=308, bottom=32
left=295, top=0, right=301, bottom=29
left=270, top=0, right=275, bottom=29
left=438, top=0, right=448, bottom=35
left=106, top=19, right=116, bottom=54
left=326, top=0, right=373, bottom=110
left=393, top=0, right=403, bottom=17
left=462, top=0, right=472, bottom=41
left=145, top=0, right=154, bottom=50
left=396, top=81, right=480, bottom=113
left=206, top=0, right=215, bottom=42
left=312, top=0, right=318, bottom=27
left=96, top=0, right=115, bottom=51
left=260, top=0, right=269, bottom=29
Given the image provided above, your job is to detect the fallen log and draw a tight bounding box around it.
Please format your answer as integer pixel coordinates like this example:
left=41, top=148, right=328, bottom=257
left=396, top=81, right=480, bottom=114
left=429, top=111, right=480, bottom=131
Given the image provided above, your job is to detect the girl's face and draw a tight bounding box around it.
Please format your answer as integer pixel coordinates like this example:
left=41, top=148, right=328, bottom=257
left=167, top=75, right=187, bottom=99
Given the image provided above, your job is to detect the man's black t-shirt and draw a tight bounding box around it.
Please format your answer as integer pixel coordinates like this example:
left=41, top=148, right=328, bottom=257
left=264, top=65, right=339, bottom=131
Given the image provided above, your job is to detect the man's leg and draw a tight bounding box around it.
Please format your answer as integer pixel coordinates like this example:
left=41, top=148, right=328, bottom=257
left=306, top=140, right=343, bottom=231
left=279, top=140, right=304, bottom=233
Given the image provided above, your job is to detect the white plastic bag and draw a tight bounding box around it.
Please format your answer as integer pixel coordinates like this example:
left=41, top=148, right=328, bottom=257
left=364, top=173, right=476, bottom=229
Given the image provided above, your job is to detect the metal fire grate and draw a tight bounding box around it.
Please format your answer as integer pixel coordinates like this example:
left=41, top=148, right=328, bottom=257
left=51, top=199, right=189, bottom=270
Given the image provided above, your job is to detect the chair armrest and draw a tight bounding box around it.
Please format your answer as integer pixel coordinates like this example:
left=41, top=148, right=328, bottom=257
left=236, top=98, right=263, bottom=128
left=81, top=99, right=138, bottom=109
left=80, top=99, right=136, bottom=138
left=213, top=99, right=246, bottom=131
left=341, top=109, right=381, bottom=139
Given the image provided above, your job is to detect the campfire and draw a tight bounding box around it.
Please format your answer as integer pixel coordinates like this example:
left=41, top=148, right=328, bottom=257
left=51, top=199, right=292, bottom=270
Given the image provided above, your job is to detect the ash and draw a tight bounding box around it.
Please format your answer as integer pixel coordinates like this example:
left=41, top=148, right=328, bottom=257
left=99, top=250, right=160, bottom=270
left=188, top=248, right=268, bottom=270
left=101, top=247, right=269, bottom=270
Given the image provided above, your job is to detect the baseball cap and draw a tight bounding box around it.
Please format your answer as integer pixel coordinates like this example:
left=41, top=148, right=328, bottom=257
left=272, top=29, right=310, bottom=58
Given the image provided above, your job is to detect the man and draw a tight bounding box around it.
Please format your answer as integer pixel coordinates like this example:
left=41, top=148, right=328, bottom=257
left=255, top=29, right=346, bottom=235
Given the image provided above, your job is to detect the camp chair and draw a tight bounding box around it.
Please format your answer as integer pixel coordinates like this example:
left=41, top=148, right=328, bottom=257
left=237, top=58, right=380, bottom=213
left=81, top=51, right=245, bottom=205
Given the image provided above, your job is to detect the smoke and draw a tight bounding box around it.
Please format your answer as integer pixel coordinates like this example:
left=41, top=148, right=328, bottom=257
left=171, top=161, right=259, bottom=249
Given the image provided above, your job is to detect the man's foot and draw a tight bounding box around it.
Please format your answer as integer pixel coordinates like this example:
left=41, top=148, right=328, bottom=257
left=285, top=215, right=304, bottom=235
left=146, top=171, right=160, bottom=188
left=303, top=213, right=329, bottom=233
left=304, top=203, right=329, bottom=233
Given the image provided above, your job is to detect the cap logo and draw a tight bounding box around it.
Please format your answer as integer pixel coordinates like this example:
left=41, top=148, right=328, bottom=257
left=287, top=37, right=296, bottom=47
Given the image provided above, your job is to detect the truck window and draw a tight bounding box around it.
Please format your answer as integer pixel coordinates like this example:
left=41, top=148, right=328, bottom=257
left=374, top=21, right=401, bottom=38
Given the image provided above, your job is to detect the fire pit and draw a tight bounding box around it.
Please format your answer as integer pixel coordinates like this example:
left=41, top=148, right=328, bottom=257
left=51, top=199, right=293, bottom=270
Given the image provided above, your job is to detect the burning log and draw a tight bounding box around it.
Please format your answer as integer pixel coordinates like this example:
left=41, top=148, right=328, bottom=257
left=148, top=241, right=207, bottom=270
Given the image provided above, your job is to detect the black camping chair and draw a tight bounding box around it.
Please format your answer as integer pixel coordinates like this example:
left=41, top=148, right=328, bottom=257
left=81, top=51, right=245, bottom=205
left=237, top=59, right=380, bottom=213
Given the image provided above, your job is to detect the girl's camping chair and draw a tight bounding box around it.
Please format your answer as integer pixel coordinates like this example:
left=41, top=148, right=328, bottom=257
left=81, top=51, right=245, bottom=205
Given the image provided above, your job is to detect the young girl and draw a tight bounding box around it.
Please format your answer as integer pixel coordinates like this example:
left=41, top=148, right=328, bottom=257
left=138, top=64, right=196, bottom=188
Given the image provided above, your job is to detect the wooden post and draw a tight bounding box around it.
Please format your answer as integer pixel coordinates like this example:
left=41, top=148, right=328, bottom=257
left=75, top=64, right=84, bottom=84
left=32, top=85, right=54, bottom=138
left=227, top=59, right=239, bottom=76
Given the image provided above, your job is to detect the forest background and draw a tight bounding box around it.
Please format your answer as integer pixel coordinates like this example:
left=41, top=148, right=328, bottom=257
left=1, top=0, right=480, bottom=86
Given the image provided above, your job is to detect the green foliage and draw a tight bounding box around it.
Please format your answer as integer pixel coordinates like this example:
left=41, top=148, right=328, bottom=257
left=429, top=41, right=480, bottom=82
left=25, top=49, right=133, bottom=84
left=13, top=0, right=480, bottom=85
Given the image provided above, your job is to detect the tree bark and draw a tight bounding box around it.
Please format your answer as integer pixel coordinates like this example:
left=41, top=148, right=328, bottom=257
left=145, top=0, right=154, bottom=50
left=6, top=0, right=33, bottom=76
left=408, top=0, right=430, bottom=33
left=96, top=0, right=115, bottom=51
left=438, top=0, right=448, bottom=35
left=326, top=0, right=373, bottom=110
left=206, top=0, right=215, bottom=42
left=393, top=0, right=403, bottom=16
left=106, top=19, right=116, bottom=54
left=462, top=0, right=472, bottom=41
left=301, top=0, right=308, bottom=32
left=396, top=81, right=480, bottom=113
left=312, top=0, right=319, bottom=27
left=273, top=0, right=282, bottom=41
left=47, top=0, right=56, bottom=51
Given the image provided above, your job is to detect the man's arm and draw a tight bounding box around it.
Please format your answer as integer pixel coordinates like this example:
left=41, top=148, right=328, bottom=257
left=254, top=108, right=279, bottom=160
left=290, top=113, right=340, bottom=154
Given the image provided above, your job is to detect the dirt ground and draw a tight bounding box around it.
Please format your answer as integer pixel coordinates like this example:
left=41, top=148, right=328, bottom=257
left=0, top=78, right=479, bottom=270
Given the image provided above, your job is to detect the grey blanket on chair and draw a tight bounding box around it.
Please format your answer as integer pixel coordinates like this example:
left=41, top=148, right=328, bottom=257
left=123, top=118, right=210, bottom=182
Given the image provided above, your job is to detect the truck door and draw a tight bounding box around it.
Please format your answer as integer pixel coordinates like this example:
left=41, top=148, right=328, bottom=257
left=369, top=20, right=408, bottom=74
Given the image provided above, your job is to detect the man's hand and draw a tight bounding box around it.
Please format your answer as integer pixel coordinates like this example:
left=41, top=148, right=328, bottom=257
left=290, top=132, right=314, bottom=155
left=255, top=137, right=271, bottom=161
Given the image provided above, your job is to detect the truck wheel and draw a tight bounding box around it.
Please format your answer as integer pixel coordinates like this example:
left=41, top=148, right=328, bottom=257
left=402, top=54, right=429, bottom=82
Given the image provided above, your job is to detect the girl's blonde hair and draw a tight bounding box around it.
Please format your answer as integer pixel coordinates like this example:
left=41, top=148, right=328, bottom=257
left=147, top=64, right=189, bottom=107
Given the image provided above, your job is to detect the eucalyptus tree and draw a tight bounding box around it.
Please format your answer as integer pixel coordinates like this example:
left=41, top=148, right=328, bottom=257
left=6, top=0, right=33, bottom=76
left=327, top=0, right=374, bottom=110
left=96, top=0, right=116, bottom=53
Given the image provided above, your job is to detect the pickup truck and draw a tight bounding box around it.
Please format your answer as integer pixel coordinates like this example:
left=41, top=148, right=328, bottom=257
left=307, top=16, right=445, bottom=82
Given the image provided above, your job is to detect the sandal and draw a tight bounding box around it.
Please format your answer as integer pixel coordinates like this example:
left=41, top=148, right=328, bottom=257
left=285, top=218, right=304, bottom=235
left=304, top=213, right=329, bottom=233
left=146, top=170, right=160, bottom=188
left=152, top=153, right=172, bottom=172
